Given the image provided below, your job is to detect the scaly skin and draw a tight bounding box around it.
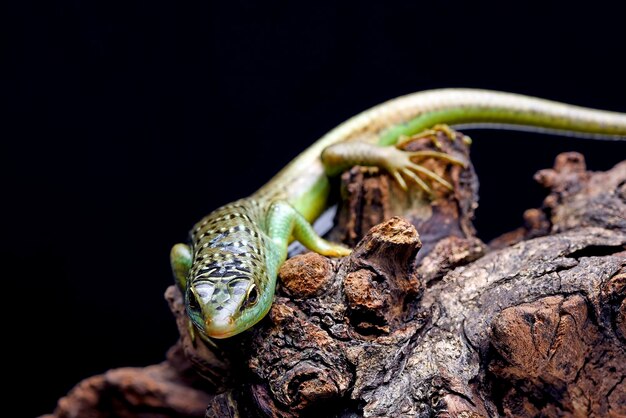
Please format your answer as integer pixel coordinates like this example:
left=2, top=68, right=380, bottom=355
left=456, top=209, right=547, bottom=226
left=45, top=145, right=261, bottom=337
left=171, top=88, right=626, bottom=339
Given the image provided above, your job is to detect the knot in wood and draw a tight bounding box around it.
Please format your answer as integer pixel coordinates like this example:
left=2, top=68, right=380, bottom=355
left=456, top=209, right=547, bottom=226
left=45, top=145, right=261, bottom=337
left=249, top=303, right=353, bottom=412
left=343, top=217, right=423, bottom=337
left=350, top=217, right=422, bottom=276
left=278, top=252, right=334, bottom=298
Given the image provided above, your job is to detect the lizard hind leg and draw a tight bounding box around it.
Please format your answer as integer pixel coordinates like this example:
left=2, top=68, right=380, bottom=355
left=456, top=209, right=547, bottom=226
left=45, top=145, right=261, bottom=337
left=321, top=140, right=466, bottom=196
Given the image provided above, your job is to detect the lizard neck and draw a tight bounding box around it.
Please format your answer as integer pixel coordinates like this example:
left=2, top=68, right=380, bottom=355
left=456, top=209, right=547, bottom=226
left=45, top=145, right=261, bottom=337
left=252, top=153, right=332, bottom=223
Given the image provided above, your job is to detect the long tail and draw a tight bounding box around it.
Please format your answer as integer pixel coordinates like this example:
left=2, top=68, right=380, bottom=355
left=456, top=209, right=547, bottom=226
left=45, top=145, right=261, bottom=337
left=370, top=89, right=626, bottom=145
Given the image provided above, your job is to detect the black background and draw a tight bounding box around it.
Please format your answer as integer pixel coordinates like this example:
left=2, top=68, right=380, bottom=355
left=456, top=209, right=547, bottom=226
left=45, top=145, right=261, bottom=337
left=5, top=1, right=626, bottom=416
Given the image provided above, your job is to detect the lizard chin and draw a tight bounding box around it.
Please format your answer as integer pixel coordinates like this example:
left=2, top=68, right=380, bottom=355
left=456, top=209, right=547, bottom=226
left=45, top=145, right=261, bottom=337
left=204, top=316, right=239, bottom=339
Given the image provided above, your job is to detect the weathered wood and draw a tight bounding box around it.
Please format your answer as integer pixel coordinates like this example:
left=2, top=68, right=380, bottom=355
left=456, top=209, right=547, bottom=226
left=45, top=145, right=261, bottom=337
left=45, top=131, right=626, bottom=418
left=41, top=342, right=214, bottom=418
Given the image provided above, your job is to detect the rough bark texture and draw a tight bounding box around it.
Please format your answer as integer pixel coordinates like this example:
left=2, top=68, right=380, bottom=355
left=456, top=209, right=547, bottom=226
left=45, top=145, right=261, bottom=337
left=41, top=343, right=215, bottom=418
left=45, top=131, right=626, bottom=418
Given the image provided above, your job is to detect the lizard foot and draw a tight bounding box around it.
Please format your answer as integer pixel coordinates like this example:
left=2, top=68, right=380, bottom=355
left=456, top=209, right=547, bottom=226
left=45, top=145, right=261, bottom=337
left=380, top=146, right=467, bottom=195
left=397, top=124, right=472, bottom=149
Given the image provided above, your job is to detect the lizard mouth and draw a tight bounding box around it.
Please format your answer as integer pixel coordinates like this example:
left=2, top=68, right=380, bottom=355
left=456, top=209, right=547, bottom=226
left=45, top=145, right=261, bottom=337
left=204, top=316, right=239, bottom=339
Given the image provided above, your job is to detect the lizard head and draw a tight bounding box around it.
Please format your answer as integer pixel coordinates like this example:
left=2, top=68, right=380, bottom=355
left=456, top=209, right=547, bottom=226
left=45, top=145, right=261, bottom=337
left=185, top=248, right=275, bottom=338
left=185, top=273, right=273, bottom=339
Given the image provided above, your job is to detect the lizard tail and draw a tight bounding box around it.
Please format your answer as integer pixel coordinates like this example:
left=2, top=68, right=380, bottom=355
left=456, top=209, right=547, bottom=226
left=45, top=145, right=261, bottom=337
left=370, top=89, right=626, bottom=145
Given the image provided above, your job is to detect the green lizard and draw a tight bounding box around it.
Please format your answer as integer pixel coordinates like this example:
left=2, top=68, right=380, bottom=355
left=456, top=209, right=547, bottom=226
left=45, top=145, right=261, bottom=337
left=170, top=88, right=626, bottom=339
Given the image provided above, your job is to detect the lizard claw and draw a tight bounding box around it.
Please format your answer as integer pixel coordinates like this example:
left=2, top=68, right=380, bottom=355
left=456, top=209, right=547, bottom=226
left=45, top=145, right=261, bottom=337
left=406, top=162, right=454, bottom=190
left=401, top=168, right=433, bottom=194
left=390, top=169, right=408, bottom=191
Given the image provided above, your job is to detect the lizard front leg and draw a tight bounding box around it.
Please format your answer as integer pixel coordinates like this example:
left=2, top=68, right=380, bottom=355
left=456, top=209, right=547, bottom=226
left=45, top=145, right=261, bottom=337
left=266, top=200, right=351, bottom=262
left=170, top=243, right=219, bottom=347
left=169, top=243, right=197, bottom=339
left=170, top=243, right=192, bottom=291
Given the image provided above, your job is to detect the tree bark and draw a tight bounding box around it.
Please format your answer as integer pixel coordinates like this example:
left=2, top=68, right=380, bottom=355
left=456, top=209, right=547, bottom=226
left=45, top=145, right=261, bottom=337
left=46, top=132, right=626, bottom=418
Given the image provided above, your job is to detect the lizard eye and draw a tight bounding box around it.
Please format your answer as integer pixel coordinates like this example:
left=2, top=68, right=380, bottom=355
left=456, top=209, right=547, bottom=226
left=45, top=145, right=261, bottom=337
left=248, top=285, right=258, bottom=304
left=187, top=289, right=201, bottom=312
left=241, top=284, right=258, bottom=310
